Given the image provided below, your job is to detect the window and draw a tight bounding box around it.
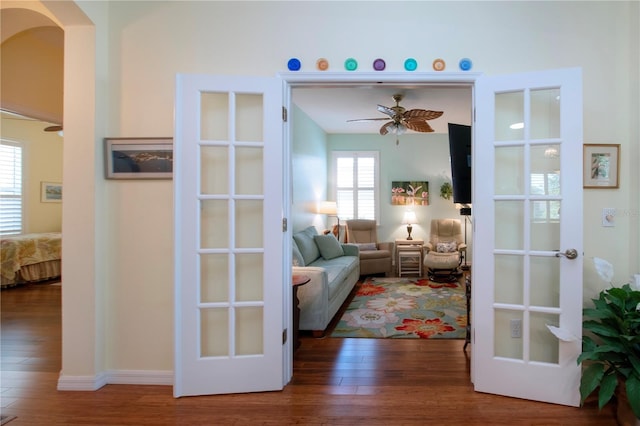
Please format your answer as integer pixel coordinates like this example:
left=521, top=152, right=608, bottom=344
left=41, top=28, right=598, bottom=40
left=331, top=151, right=379, bottom=221
left=0, top=141, right=23, bottom=235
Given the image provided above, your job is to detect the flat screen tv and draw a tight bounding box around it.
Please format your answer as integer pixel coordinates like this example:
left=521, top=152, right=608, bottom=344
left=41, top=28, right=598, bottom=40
left=448, top=123, right=471, bottom=205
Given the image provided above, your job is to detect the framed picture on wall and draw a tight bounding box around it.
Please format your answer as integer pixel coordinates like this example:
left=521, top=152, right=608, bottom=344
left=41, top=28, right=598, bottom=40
left=41, top=182, right=62, bottom=203
left=391, top=181, right=429, bottom=205
left=104, top=137, right=173, bottom=179
left=583, top=144, right=620, bottom=189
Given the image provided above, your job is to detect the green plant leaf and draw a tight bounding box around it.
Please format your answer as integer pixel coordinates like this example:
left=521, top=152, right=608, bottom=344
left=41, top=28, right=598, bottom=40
left=626, top=375, right=640, bottom=419
left=580, top=363, right=604, bottom=404
left=583, top=307, right=616, bottom=320
left=583, top=320, right=621, bottom=337
left=630, top=353, right=640, bottom=376
left=598, top=372, right=617, bottom=409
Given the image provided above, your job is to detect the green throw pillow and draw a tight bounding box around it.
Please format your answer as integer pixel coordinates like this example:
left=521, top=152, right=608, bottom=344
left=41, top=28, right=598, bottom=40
left=314, top=234, right=344, bottom=260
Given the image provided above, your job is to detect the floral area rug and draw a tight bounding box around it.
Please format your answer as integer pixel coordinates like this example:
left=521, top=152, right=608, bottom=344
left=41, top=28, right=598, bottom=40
left=330, top=277, right=467, bottom=339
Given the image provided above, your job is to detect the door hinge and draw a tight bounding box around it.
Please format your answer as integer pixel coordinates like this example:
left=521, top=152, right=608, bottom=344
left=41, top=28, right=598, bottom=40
left=282, top=217, right=288, bottom=232
left=282, top=328, right=287, bottom=345
left=282, top=106, right=288, bottom=122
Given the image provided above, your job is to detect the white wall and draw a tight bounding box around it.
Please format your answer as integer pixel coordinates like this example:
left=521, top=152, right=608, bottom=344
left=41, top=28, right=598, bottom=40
left=66, top=0, right=639, bottom=376
left=291, top=105, right=329, bottom=233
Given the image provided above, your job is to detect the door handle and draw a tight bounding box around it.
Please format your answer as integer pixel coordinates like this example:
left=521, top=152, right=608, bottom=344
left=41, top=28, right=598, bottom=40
left=555, top=248, right=578, bottom=260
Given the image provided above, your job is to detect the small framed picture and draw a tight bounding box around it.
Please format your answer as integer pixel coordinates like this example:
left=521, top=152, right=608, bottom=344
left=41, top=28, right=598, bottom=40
left=41, top=182, right=62, bottom=203
left=583, top=144, right=620, bottom=188
left=104, top=137, right=173, bottom=179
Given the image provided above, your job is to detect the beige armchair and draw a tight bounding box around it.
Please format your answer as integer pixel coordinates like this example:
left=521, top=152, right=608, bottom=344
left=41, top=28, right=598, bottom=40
left=345, top=219, right=394, bottom=276
left=423, top=218, right=466, bottom=281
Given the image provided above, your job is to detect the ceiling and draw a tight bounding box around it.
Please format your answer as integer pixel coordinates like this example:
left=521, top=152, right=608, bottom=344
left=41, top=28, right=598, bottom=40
left=291, top=85, right=473, bottom=135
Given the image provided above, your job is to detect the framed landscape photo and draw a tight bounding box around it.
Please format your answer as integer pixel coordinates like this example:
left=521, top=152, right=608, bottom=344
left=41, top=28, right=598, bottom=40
left=583, top=144, right=620, bottom=188
left=104, top=137, right=173, bottom=179
left=41, top=182, right=62, bottom=203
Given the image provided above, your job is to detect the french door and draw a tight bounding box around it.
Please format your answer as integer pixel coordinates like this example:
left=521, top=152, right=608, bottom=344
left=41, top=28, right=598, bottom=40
left=473, top=68, right=583, bottom=406
left=172, top=70, right=584, bottom=404
left=173, top=74, right=284, bottom=397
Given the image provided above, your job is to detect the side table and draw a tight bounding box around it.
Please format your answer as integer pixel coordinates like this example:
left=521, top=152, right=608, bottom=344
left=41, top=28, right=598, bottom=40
left=395, top=239, right=424, bottom=277
left=292, top=274, right=310, bottom=353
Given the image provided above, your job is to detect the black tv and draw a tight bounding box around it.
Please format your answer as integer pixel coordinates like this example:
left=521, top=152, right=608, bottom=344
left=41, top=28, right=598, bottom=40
left=448, top=123, right=472, bottom=205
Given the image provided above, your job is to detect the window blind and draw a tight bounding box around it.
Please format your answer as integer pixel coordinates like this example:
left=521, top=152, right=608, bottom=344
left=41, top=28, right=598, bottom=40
left=0, top=142, right=23, bottom=235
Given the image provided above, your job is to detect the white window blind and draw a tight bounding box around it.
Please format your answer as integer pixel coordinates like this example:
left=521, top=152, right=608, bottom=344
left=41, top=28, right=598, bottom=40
left=332, top=151, right=379, bottom=221
left=0, top=141, right=23, bottom=235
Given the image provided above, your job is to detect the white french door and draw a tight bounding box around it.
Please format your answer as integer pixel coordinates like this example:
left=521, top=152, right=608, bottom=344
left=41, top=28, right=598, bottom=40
left=173, top=74, right=284, bottom=397
left=473, top=68, right=583, bottom=406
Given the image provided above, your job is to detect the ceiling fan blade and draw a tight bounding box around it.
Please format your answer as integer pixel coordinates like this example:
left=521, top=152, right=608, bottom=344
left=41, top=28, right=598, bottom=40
left=404, top=120, right=434, bottom=133
left=377, top=104, right=395, bottom=117
left=379, top=121, right=395, bottom=135
left=347, top=117, right=391, bottom=122
left=403, top=109, right=444, bottom=120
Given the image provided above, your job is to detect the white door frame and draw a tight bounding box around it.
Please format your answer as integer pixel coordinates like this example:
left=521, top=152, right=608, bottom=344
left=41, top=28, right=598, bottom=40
left=279, top=72, right=481, bottom=382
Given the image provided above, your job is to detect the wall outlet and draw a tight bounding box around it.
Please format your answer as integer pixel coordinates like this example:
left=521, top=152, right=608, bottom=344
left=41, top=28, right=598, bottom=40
left=510, top=319, right=522, bottom=338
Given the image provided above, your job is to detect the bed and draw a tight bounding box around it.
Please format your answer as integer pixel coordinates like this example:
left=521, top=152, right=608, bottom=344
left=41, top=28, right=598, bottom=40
left=1, top=232, right=62, bottom=288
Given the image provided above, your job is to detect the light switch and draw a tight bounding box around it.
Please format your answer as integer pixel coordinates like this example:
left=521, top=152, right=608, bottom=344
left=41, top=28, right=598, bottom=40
left=602, top=208, right=616, bottom=227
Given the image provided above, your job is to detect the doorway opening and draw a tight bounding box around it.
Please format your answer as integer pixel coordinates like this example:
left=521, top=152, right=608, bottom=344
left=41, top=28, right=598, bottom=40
left=284, top=73, right=478, bottom=377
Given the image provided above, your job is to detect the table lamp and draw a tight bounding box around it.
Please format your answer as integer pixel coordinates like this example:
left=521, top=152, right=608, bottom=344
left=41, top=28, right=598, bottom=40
left=402, top=210, right=418, bottom=240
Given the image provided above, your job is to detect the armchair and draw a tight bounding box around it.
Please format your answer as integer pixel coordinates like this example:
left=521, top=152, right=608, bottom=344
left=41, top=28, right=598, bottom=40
left=423, top=218, right=466, bottom=281
left=345, top=219, right=394, bottom=276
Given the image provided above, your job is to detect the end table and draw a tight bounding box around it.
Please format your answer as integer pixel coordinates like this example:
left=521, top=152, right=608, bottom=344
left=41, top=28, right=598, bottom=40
left=292, top=274, right=310, bottom=353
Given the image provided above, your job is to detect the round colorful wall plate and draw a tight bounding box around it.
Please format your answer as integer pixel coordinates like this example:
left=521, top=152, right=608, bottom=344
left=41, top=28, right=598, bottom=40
left=404, top=58, right=418, bottom=71
left=373, top=58, right=386, bottom=71
left=459, top=58, right=473, bottom=71
left=432, top=58, right=446, bottom=71
left=316, top=58, right=329, bottom=71
left=344, top=58, right=358, bottom=71
left=287, top=58, right=301, bottom=71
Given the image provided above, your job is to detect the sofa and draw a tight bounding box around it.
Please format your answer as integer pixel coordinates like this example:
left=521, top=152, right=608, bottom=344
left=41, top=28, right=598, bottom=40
left=292, top=226, right=360, bottom=335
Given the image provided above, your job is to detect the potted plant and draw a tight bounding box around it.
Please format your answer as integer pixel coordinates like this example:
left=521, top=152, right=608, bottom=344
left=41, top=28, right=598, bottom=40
left=440, top=181, right=452, bottom=200
left=578, top=258, right=640, bottom=425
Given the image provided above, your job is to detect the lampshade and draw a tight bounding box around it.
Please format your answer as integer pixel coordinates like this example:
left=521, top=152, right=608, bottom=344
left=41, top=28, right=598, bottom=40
left=402, top=210, right=417, bottom=225
left=317, top=201, right=338, bottom=215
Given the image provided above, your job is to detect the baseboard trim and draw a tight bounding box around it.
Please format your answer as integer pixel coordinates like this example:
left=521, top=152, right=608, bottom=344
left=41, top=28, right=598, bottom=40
left=107, top=370, right=173, bottom=386
left=57, top=371, right=108, bottom=391
left=57, top=370, right=173, bottom=391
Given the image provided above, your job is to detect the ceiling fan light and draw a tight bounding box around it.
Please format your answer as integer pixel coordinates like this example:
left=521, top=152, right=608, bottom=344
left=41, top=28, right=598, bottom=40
left=396, top=124, right=407, bottom=135
left=382, top=122, right=395, bottom=134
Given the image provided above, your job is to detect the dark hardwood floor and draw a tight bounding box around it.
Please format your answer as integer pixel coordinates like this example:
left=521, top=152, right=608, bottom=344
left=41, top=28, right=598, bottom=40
left=1, top=280, right=616, bottom=425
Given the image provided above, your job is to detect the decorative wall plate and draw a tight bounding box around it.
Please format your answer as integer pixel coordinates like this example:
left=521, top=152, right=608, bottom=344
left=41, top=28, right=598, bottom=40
left=344, top=58, right=358, bottom=71
left=459, top=58, right=473, bottom=71
left=287, top=58, right=301, bottom=71
left=433, top=59, right=446, bottom=71
left=404, top=58, right=417, bottom=71
left=316, top=58, right=329, bottom=71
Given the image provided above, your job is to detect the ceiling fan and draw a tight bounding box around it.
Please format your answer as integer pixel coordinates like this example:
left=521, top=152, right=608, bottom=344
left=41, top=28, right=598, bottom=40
left=44, top=125, right=63, bottom=133
left=347, top=94, right=443, bottom=145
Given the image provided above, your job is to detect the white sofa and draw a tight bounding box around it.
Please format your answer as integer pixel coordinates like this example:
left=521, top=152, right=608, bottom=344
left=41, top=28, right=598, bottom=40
left=292, top=226, right=360, bottom=335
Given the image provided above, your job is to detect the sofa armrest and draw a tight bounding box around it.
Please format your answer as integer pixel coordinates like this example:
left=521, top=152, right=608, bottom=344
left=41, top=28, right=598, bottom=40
left=292, top=266, right=330, bottom=330
left=425, top=242, right=434, bottom=253
left=457, top=243, right=467, bottom=252
left=377, top=241, right=394, bottom=252
left=342, top=243, right=360, bottom=257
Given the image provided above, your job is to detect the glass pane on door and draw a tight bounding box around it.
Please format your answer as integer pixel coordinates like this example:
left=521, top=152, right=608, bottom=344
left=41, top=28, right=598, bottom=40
left=530, top=88, right=560, bottom=140
left=199, top=90, right=265, bottom=358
